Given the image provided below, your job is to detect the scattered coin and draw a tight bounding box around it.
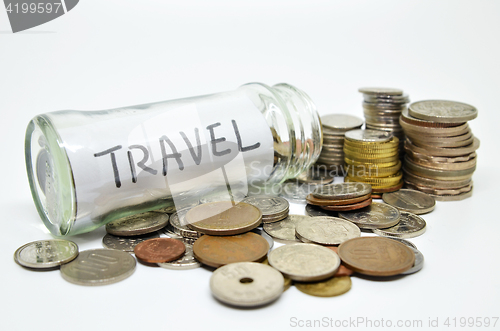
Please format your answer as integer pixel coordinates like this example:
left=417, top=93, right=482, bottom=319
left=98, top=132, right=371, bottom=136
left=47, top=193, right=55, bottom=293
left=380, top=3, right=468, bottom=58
left=251, top=227, right=274, bottom=251
left=134, top=238, right=186, bottom=263
left=382, top=189, right=435, bottom=214
left=386, top=237, right=417, bottom=249
left=210, top=262, right=284, bottom=307
left=157, top=238, right=201, bottom=270
left=372, top=211, right=426, bottom=238
left=105, top=212, right=169, bottom=236
left=295, top=276, right=352, bottom=297
left=243, top=196, right=289, bottom=223
left=170, top=209, right=202, bottom=238
left=102, top=232, right=160, bottom=252
left=279, top=181, right=317, bottom=203
left=338, top=237, right=415, bottom=276
left=14, top=239, right=78, bottom=269
left=305, top=204, right=337, bottom=217
left=401, top=247, right=424, bottom=275
left=339, top=202, right=400, bottom=229
left=60, top=249, right=136, bottom=286
left=262, top=259, right=293, bottom=291
left=325, top=246, right=354, bottom=276
left=295, top=217, right=361, bottom=245
left=263, top=215, right=313, bottom=242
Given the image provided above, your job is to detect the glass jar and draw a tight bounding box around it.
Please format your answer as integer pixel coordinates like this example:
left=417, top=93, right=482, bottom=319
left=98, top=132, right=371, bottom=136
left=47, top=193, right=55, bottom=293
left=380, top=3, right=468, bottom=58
left=25, top=83, right=322, bottom=236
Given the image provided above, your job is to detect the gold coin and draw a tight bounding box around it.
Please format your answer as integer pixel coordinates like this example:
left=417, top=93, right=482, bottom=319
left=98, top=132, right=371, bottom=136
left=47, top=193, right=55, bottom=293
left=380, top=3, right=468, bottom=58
left=346, top=171, right=403, bottom=185
left=295, top=276, right=352, bottom=297
left=344, top=153, right=399, bottom=163
left=344, top=136, right=399, bottom=148
left=344, top=161, right=401, bottom=178
left=345, top=157, right=399, bottom=167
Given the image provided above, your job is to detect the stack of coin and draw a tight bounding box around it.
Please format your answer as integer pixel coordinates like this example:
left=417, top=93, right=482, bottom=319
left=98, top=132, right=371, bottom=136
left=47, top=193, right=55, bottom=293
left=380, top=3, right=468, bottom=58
left=401, top=100, right=479, bottom=201
left=306, top=182, right=373, bottom=212
left=316, top=114, right=363, bottom=175
left=242, top=196, right=289, bottom=223
left=359, top=87, right=409, bottom=155
left=343, top=129, right=403, bottom=195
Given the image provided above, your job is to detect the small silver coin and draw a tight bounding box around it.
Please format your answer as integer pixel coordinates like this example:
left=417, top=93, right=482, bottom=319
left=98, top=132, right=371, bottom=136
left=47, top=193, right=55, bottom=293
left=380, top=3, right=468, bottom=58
left=157, top=238, right=201, bottom=270
left=296, top=217, right=361, bottom=245
left=14, top=239, right=78, bottom=269
left=339, top=202, right=400, bottom=229
left=102, top=232, right=160, bottom=252
left=345, top=129, right=392, bottom=143
left=243, top=196, right=289, bottom=219
left=263, top=215, right=313, bottom=242
left=106, top=212, right=169, bottom=236
left=321, top=114, right=364, bottom=131
left=372, top=211, right=426, bottom=239
left=401, top=247, right=424, bottom=275
left=312, top=182, right=372, bottom=200
left=382, top=189, right=435, bottom=214
left=60, top=249, right=136, bottom=286
left=408, top=100, right=478, bottom=123
left=358, top=87, right=404, bottom=96
left=210, top=262, right=284, bottom=307
left=251, top=227, right=274, bottom=251
left=268, top=243, right=341, bottom=282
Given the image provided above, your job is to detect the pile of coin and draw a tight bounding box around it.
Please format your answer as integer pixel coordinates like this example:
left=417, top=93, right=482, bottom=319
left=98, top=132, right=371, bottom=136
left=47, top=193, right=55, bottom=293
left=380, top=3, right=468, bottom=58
left=359, top=87, right=409, bottom=156
left=343, top=129, right=402, bottom=196
left=305, top=182, right=373, bottom=212
left=316, top=114, right=363, bottom=175
left=242, top=196, right=289, bottom=223
left=400, top=100, right=479, bottom=201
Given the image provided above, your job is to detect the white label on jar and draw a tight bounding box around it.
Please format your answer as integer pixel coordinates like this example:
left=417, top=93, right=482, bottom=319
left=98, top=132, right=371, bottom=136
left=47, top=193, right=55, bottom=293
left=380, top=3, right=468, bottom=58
left=54, top=93, right=274, bottom=221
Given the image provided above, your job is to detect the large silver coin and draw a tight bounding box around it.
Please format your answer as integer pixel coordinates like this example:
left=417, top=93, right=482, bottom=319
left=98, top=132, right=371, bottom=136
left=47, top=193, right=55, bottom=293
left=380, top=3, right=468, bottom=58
left=14, top=239, right=78, bottom=269
left=263, top=215, right=313, bottom=242
left=60, top=249, right=136, bottom=286
left=243, top=196, right=289, bottom=221
left=295, top=217, right=361, bottom=245
left=210, top=262, right=284, bottom=307
left=305, top=204, right=336, bottom=217
left=345, top=129, right=392, bottom=143
left=382, top=189, right=435, bottom=214
left=312, top=182, right=372, bottom=200
left=372, top=211, right=426, bottom=239
left=170, top=208, right=202, bottom=238
left=102, top=232, right=160, bottom=252
left=106, top=212, right=169, bottom=236
left=157, top=238, right=201, bottom=270
left=268, top=243, right=340, bottom=282
left=339, top=202, right=400, bottom=229
left=321, top=114, right=364, bottom=131
left=408, top=100, right=478, bottom=123
left=358, top=87, right=403, bottom=96
left=401, top=247, right=424, bottom=275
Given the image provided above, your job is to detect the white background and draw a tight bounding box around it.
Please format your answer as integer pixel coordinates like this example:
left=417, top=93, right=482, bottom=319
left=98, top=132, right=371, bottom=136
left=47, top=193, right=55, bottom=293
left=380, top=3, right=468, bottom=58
left=1, top=1, right=500, bottom=330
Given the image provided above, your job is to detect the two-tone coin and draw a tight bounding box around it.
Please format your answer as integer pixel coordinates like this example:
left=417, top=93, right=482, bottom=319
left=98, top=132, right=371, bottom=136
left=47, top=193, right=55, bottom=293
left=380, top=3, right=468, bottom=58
left=295, top=276, right=352, bottom=297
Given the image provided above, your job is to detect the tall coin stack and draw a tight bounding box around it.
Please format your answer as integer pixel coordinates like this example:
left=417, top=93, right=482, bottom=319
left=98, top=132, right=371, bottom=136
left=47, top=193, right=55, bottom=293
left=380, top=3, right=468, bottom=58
left=316, top=114, right=364, bottom=175
left=359, top=87, right=410, bottom=156
left=344, top=129, right=403, bottom=197
left=400, top=100, right=479, bottom=201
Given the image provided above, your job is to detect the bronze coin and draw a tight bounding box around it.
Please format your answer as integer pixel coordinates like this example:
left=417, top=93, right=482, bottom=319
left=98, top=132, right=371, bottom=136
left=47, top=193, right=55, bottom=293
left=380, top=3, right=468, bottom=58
left=192, top=232, right=269, bottom=268
left=371, top=180, right=404, bottom=194
left=185, top=201, right=262, bottom=235
left=320, top=197, right=372, bottom=211
left=338, top=237, right=415, bottom=276
left=306, top=193, right=372, bottom=206
left=326, top=246, right=354, bottom=277
left=134, top=238, right=186, bottom=263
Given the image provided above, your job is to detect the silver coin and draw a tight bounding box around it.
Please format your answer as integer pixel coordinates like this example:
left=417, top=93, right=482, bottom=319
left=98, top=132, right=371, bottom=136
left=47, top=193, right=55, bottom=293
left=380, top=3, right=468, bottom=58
left=408, top=100, right=478, bottom=123
left=106, top=212, right=169, bottom=236
left=263, top=215, right=313, bottom=242
left=60, top=249, right=136, bottom=286
left=382, top=189, right=435, bottom=214
left=268, top=243, right=340, bottom=282
left=170, top=208, right=202, bottom=238
left=279, top=181, right=317, bottom=203
left=401, top=247, right=424, bottom=275
left=339, top=202, right=401, bottom=229
left=372, top=211, right=426, bottom=239
left=262, top=209, right=289, bottom=223
left=14, top=239, right=78, bottom=269
left=358, top=87, right=403, bottom=96
left=157, top=238, right=201, bottom=270
left=102, top=232, right=160, bottom=252
left=321, top=114, right=364, bottom=131
left=429, top=186, right=474, bottom=201
left=161, top=224, right=184, bottom=239
left=345, top=129, right=392, bottom=143
left=199, top=190, right=246, bottom=204
left=296, top=217, right=361, bottom=245
left=305, top=204, right=336, bottom=217
left=312, top=182, right=372, bottom=200
left=297, top=168, right=335, bottom=185
left=154, top=198, right=200, bottom=214
left=251, top=227, right=274, bottom=251
left=243, top=196, right=289, bottom=218
left=386, top=237, right=417, bottom=249
left=210, top=262, right=284, bottom=307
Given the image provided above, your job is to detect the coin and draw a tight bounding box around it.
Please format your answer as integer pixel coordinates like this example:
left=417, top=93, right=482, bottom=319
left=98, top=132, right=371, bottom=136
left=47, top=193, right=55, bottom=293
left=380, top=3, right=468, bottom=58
left=358, top=87, right=403, bottom=96
left=320, top=197, right=372, bottom=212
left=186, top=201, right=261, bottom=235
left=427, top=186, right=474, bottom=201
left=192, top=232, right=269, bottom=268
left=295, top=217, right=361, bottom=245
left=401, top=247, right=424, bottom=275
left=338, top=237, right=415, bottom=276
left=306, top=193, right=372, bottom=206
left=297, top=168, right=335, bottom=185
left=210, top=262, right=284, bottom=307
left=325, top=246, right=354, bottom=276
left=386, top=237, right=417, bottom=249
left=321, top=114, right=364, bottom=131
left=345, top=129, right=392, bottom=143
left=243, top=196, right=289, bottom=223
left=305, top=204, right=337, bottom=217
left=263, top=215, right=313, bottom=242
left=372, top=211, right=426, bottom=238
left=199, top=190, right=246, bottom=204
left=338, top=202, right=400, bottom=229
left=295, top=276, right=352, bottom=297
left=404, top=156, right=475, bottom=180
left=404, top=181, right=473, bottom=195
left=60, top=249, right=136, bottom=286
left=157, top=238, right=201, bottom=270
left=14, top=239, right=78, bottom=269
left=134, top=238, right=185, bottom=263
left=408, top=100, right=478, bottom=123
left=251, top=227, right=274, bottom=251
left=312, top=182, right=372, bottom=200
left=170, top=208, right=203, bottom=238
left=102, top=232, right=160, bottom=252
left=382, top=189, right=435, bottom=214
left=105, top=212, right=169, bottom=236
left=279, top=181, right=317, bottom=203
left=268, top=243, right=341, bottom=282
left=400, top=108, right=461, bottom=128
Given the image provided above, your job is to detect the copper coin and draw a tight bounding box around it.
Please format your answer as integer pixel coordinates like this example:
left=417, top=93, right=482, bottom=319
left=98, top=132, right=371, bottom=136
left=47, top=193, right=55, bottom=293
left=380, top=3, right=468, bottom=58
left=326, top=246, right=354, bottom=277
left=192, top=232, right=269, bottom=268
left=320, top=197, right=372, bottom=211
left=371, top=180, right=404, bottom=193
left=338, top=237, right=415, bottom=276
left=134, top=238, right=186, bottom=263
left=306, top=193, right=372, bottom=207
left=185, top=201, right=262, bottom=235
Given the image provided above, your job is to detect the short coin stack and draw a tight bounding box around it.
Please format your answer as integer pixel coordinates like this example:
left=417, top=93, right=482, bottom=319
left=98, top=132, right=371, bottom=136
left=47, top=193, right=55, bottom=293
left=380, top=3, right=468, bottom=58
left=316, top=114, right=363, bottom=175
left=359, top=87, right=410, bottom=156
left=306, top=182, right=372, bottom=212
left=400, top=100, right=479, bottom=201
left=343, top=129, right=403, bottom=196
left=242, top=196, right=289, bottom=223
